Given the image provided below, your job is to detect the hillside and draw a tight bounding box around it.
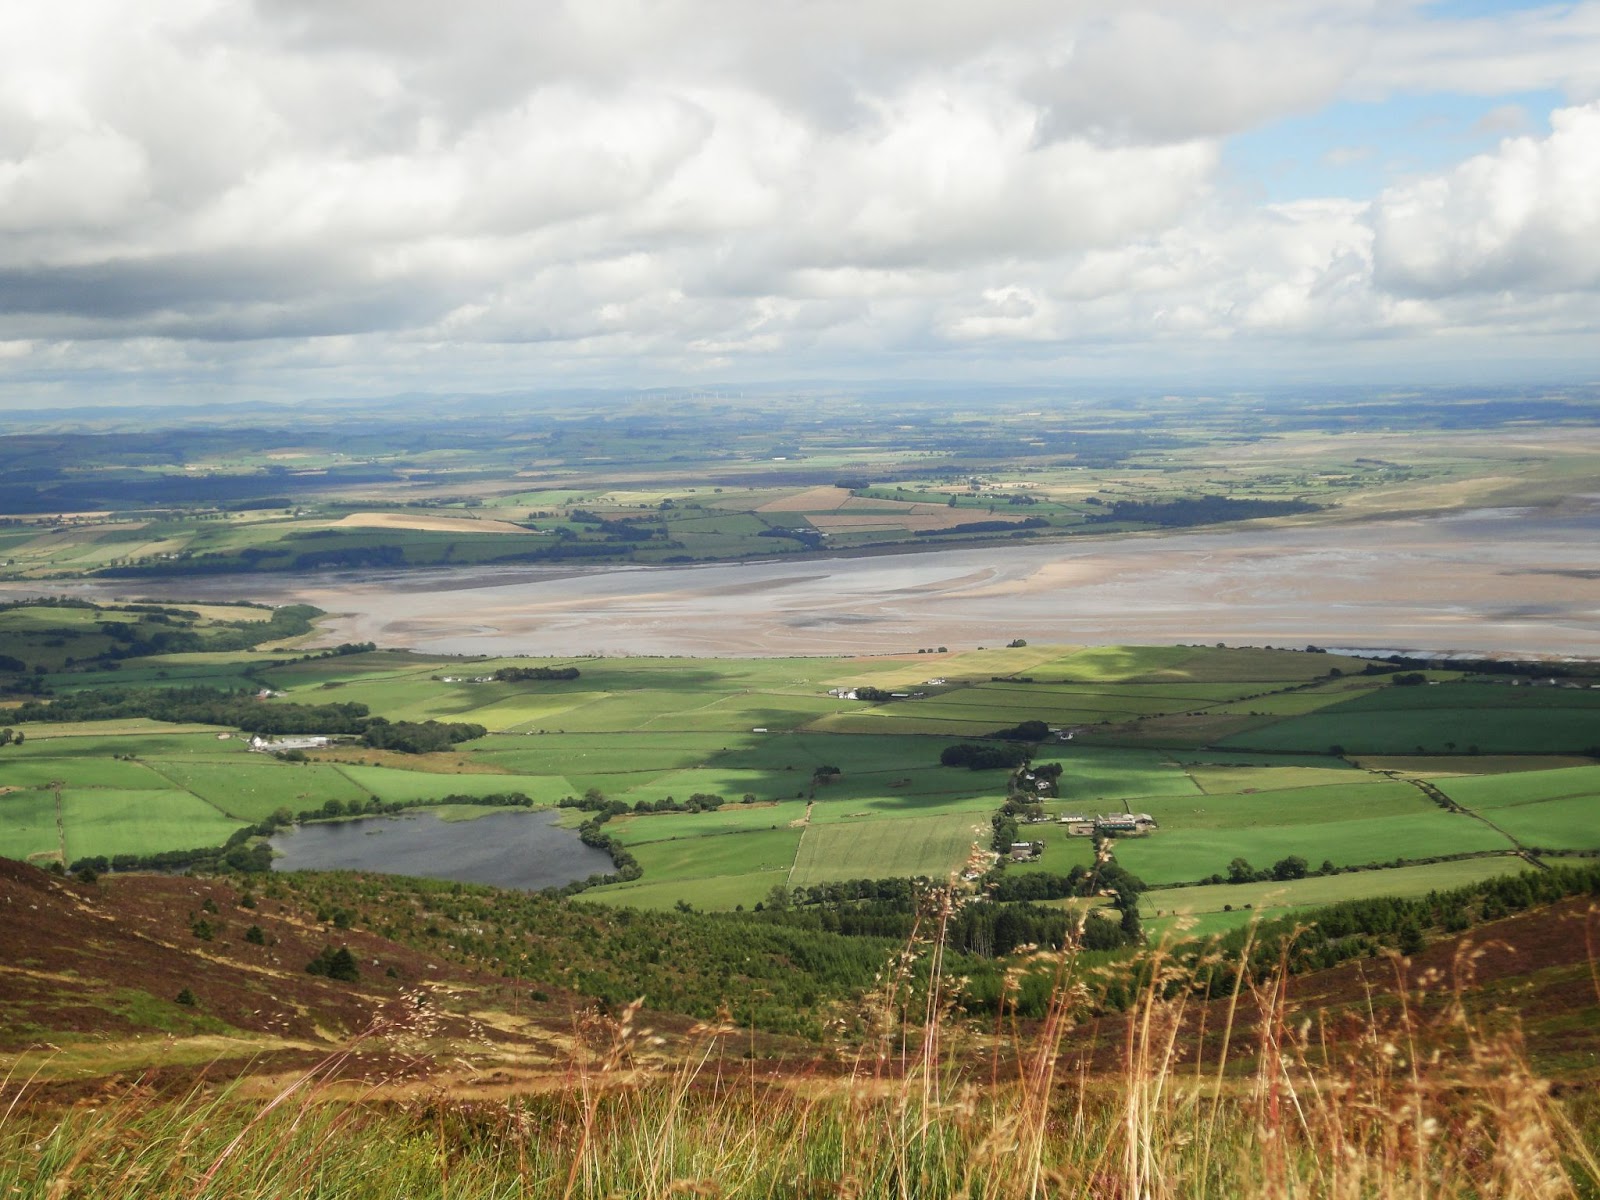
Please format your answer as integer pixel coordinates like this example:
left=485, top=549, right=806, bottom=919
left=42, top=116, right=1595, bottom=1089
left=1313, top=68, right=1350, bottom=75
left=0, top=857, right=742, bottom=1100
left=3, top=853, right=1599, bottom=1197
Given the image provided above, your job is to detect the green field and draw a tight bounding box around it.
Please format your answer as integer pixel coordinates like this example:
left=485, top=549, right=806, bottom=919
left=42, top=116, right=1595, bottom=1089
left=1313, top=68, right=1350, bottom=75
left=0, top=788, right=63, bottom=861
left=1141, top=856, right=1531, bottom=934
left=58, top=789, right=246, bottom=862
left=1005, top=825, right=1098, bottom=875
left=1432, top=764, right=1600, bottom=810
left=334, top=764, right=579, bottom=808
left=605, top=802, right=811, bottom=844
left=0, top=756, right=174, bottom=791
left=1130, top=778, right=1432, bottom=833
left=627, top=827, right=803, bottom=882
left=147, top=761, right=371, bottom=821
left=1031, top=749, right=1202, bottom=807
left=1113, top=811, right=1515, bottom=886
left=787, top=812, right=985, bottom=886
left=1216, top=690, right=1600, bottom=755
left=1186, top=764, right=1361, bottom=794
left=5, top=625, right=1599, bottom=918
left=1472, top=796, right=1600, bottom=851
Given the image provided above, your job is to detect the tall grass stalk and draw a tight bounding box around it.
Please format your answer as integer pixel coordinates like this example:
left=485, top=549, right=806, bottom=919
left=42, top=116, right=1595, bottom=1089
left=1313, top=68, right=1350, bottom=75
left=4, top=904, right=1597, bottom=1199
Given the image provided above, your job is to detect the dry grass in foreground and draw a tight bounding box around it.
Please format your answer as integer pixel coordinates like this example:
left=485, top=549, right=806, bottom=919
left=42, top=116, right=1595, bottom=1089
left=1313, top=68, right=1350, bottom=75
left=5, top=902, right=1600, bottom=1200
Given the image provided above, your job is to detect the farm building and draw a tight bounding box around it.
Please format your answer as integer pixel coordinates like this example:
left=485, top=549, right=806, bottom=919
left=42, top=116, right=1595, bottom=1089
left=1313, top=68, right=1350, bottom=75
left=1095, top=812, right=1158, bottom=835
left=249, top=735, right=331, bottom=753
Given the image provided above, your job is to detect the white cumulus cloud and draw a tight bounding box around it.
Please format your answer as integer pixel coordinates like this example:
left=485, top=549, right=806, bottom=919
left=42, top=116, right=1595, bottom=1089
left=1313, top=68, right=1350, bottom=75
left=1372, top=101, right=1600, bottom=296
left=0, top=0, right=1596, bottom=401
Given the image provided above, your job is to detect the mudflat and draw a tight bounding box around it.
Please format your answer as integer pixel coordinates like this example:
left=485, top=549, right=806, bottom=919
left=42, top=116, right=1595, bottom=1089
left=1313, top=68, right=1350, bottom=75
left=11, top=504, right=1598, bottom=659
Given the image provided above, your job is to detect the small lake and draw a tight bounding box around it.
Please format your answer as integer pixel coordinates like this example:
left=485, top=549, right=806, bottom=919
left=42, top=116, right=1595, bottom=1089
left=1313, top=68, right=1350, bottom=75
left=268, top=808, right=615, bottom=890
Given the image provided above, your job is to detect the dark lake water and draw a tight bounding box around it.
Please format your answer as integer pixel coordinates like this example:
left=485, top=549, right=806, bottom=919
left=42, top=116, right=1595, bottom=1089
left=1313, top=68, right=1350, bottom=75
left=268, top=808, right=615, bottom=889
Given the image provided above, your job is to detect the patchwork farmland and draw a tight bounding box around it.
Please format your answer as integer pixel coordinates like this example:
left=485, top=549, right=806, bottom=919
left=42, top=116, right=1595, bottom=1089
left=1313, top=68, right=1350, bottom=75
left=3, top=602, right=1597, bottom=932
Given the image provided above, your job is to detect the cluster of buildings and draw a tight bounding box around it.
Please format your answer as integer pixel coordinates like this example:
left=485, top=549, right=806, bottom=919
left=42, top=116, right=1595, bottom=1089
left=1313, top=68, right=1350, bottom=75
left=1007, top=811, right=1160, bottom=861
left=248, top=735, right=331, bottom=753
left=1046, top=812, right=1159, bottom=837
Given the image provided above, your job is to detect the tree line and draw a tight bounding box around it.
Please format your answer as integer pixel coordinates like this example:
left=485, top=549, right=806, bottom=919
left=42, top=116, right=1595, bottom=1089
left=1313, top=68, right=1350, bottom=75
left=8, top=686, right=485, bottom=752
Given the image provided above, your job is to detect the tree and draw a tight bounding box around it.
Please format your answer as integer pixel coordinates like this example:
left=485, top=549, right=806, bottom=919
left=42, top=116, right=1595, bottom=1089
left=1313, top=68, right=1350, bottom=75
left=1227, top=857, right=1257, bottom=885
left=1271, top=855, right=1309, bottom=881
left=1398, top=919, right=1425, bottom=957
left=1119, top=905, right=1143, bottom=942
left=244, top=924, right=266, bottom=945
left=175, top=988, right=197, bottom=1007
left=306, top=945, right=360, bottom=981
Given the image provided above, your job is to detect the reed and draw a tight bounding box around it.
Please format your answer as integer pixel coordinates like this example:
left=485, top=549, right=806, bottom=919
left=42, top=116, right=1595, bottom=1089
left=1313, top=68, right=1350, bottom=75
left=4, top=898, right=1596, bottom=1199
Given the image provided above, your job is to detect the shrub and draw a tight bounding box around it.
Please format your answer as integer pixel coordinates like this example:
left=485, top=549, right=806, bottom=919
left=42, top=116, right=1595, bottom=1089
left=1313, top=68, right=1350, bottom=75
left=306, top=945, right=360, bottom=982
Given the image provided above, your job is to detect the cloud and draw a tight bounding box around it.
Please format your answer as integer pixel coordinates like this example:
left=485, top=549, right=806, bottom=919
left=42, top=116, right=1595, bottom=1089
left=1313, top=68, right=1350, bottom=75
left=1322, top=144, right=1373, bottom=167
left=1372, top=101, right=1600, bottom=296
left=1352, top=3, right=1600, bottom=101
left=1473, top=103, right=1531, bottom=137
left=0, top=0, right=1596, bottom=401
left=1023, top=7, right=1369, bottom=143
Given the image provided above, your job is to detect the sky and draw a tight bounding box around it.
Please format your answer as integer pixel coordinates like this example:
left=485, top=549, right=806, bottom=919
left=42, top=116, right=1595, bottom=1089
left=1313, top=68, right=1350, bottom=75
left=1, top=0, right=1599, bottom=408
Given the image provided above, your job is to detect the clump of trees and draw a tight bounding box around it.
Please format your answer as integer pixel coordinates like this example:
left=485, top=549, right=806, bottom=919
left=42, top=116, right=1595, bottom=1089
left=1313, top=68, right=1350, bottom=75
left=553, top=789, right=643, bottom=892
left=359, top=717, right=486, bottom=754
left=987, top=861, right=1146, bottom=905
left=987, top=719, right=1049, bottom=742
left=10, top=686, right=373, bottom=735
left=622, top=792, right=728, bottom=814
left=1087, top=496, right=1319, bottom=527
left=492, top=666, right=581, bottom=682
left=71, top=823, right=274, bottom=877
left=13, top=688, right=488, bottom=753
left=1208, top=862, right=1600, bottom=983
left=296, top=791, right=534, bottom=823
left=940, top=743, right=1032, bottom=770
left=305, top=945, right=360, bottom=982
left=1217, top=855, right=1312, bottom=884
left=915, top=517, right=1048, bottom=536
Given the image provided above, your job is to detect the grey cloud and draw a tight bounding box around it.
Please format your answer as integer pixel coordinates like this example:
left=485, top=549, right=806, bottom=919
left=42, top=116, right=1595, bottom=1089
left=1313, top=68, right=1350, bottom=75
left=1025, top=11, right=1366, bottom=143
